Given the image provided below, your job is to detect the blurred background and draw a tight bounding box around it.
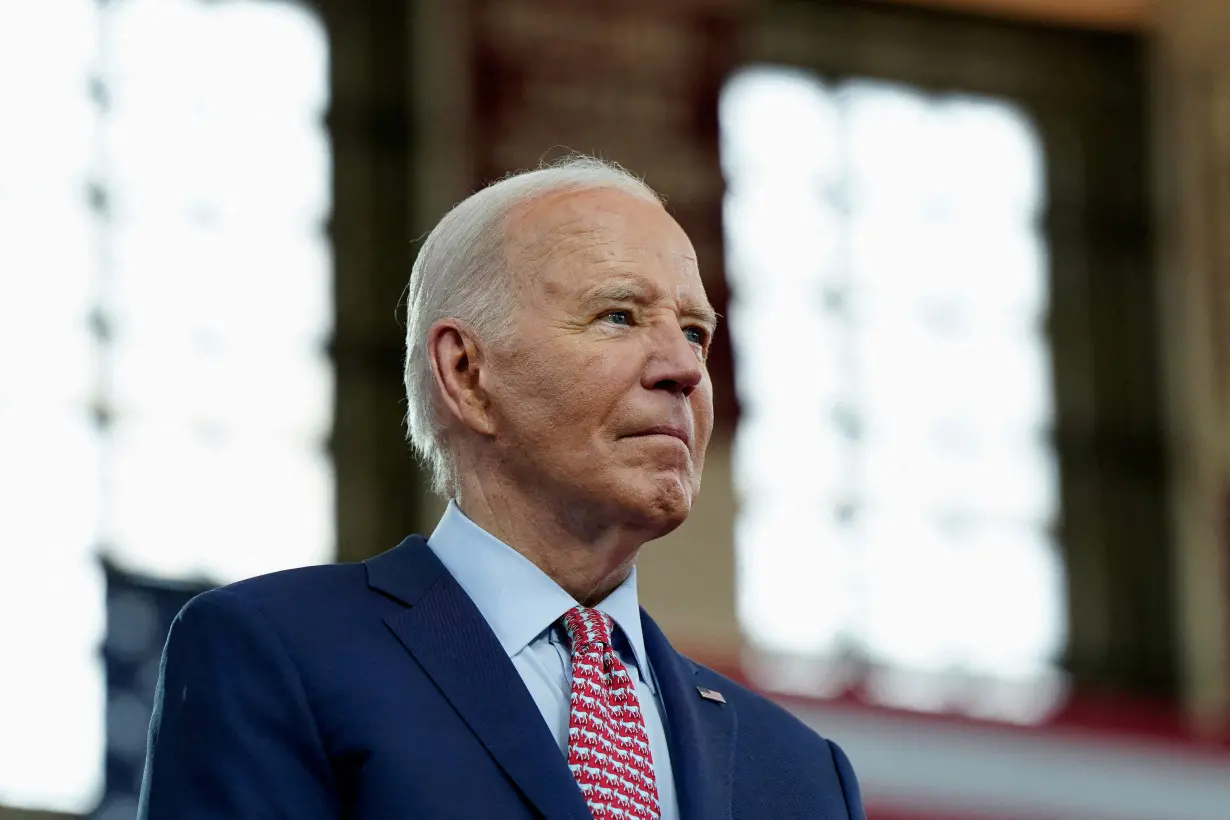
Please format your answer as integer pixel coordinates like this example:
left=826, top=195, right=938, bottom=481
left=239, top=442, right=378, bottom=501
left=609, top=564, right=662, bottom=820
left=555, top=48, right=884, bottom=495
left=1, top=0, right=1228, bottom=817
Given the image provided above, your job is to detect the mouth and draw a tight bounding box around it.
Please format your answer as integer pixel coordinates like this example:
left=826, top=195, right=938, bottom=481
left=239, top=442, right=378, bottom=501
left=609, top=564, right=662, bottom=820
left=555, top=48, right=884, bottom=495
left=627, top=425, right=691, bottom=448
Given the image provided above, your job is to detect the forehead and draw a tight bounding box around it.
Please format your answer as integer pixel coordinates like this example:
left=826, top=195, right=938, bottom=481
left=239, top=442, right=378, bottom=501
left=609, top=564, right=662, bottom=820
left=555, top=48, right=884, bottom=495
left=504, top=187, right=705, bottom=301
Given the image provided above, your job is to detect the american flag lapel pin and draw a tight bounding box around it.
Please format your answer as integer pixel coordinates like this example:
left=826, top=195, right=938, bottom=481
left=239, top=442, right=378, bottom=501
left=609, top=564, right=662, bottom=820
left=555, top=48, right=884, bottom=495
left=697, top=686, right=726, bottom=704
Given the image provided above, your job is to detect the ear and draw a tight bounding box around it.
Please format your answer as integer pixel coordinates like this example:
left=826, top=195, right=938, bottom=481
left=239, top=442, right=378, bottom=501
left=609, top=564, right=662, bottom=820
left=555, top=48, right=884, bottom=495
left=426, top=319, right=497, bottom=436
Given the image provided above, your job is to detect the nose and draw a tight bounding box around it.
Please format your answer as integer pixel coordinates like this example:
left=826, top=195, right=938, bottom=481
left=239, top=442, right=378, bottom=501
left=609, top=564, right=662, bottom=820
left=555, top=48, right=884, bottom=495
left=642, top=323, right=704, bottom=398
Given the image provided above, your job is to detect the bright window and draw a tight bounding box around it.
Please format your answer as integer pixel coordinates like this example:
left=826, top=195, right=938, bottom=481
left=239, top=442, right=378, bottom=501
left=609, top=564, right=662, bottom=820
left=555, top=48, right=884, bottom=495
left=721, top=66, right=1066, bottom=723
left=0, top=0, right=332, bottom=811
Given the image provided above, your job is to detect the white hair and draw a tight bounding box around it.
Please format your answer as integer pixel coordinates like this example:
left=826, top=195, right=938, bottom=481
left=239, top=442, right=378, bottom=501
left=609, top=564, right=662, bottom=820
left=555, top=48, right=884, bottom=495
left=403, top=155, right=663, bottom=497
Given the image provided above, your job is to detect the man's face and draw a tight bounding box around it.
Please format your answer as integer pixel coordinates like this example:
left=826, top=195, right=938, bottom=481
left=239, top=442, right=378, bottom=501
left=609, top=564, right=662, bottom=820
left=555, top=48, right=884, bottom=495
left=484, top=187, right=716, bottom=537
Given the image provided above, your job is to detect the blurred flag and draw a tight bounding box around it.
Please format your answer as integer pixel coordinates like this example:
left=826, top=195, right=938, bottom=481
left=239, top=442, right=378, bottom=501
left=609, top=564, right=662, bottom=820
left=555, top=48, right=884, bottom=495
left=93, top=558, right=214, bottom=820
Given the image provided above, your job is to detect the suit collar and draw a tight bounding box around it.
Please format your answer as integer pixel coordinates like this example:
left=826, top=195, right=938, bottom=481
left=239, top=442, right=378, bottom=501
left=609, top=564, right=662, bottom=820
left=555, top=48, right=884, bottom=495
left=641, top=611, right=736, bottom=820
left=428, top=502, right=576, bottom=658
left=365, top=537, right=592, bottom=819
left=423, top=501, right=654, bottom=688
left=426, top=500, right=654, bottom=687
left=365, top=534, right=446, bottom=606
left=367, top=536, right=737, bottom=820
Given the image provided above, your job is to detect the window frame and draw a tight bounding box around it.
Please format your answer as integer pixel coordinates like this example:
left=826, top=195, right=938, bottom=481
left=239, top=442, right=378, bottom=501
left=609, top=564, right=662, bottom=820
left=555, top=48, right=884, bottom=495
left=736, top=0, right=1171, bottom=697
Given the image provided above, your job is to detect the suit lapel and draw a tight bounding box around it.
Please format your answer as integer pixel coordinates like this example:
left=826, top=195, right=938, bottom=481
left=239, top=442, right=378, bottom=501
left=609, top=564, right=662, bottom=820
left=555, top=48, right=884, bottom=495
left=641, top=611, right=736, bottom=820
left=367, top=537, right=591, bottom=820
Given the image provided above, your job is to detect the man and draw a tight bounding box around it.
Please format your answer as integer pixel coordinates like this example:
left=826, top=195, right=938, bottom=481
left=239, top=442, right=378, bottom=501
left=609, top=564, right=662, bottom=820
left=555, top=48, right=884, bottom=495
left=139, top=156, right=864, bottom=819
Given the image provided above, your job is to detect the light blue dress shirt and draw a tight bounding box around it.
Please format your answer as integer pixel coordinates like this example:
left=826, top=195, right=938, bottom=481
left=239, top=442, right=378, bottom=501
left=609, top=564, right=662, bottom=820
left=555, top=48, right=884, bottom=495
left=428, top=500, right=679, bottom=820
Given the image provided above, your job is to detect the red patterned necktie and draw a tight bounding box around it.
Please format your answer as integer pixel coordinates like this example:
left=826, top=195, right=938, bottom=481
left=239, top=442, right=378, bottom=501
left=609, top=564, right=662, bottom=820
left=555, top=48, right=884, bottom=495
left=562, top=606, right=660, bottom=820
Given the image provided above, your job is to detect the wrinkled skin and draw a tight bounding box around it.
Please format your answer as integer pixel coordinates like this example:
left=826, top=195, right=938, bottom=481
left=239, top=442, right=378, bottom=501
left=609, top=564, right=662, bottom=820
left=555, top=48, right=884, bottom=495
left=428, top=187, right=717, bottom=603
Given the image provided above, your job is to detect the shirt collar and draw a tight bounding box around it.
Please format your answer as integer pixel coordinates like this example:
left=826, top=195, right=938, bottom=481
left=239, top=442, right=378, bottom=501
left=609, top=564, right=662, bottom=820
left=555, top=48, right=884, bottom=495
left=426, top=500, right=652, bottom=679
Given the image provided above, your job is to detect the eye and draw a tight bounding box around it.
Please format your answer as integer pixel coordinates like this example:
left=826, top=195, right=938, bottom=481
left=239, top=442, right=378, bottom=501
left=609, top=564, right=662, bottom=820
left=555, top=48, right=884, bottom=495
left=603, top=310, right=632, bottom=326
left=683, top=326, right=708, bottom=346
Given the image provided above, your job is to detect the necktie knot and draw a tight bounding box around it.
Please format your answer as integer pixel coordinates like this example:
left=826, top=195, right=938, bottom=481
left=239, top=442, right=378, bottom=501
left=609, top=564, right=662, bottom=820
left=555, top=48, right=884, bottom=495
left=561, top=605, right=613, bottom=651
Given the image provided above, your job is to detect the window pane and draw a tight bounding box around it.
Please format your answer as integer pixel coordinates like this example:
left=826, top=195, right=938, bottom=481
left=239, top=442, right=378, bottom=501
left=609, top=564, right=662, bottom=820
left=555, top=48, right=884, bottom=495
left=0, top=407, right=105, bottom=810
left=0, top=0, right=333, bottom=810
left=736, top=498, right=855, bottom=656
left=722, top=67, right=1065, bottom=722
left=0, top=0, right=103, bottom=810
left=0, top=0, right=97, bottom=198
left=104, top=421, right=334, bottom=582
left=100, top=0, right=334, bottom=580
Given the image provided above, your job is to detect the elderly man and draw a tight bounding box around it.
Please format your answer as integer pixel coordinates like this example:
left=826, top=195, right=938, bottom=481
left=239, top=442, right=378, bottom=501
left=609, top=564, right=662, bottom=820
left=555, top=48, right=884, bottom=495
left=138, top=156, right=864, bottom=819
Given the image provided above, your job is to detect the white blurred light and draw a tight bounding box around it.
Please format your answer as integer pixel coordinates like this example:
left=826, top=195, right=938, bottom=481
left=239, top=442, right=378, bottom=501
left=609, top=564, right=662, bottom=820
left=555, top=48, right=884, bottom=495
left=0, top=407, right=105, bottom=811
left=103, top=0, right=330, bottom=229
left=100, top=0, right=334, bottom=576
left=857, top=510, right=959, bottom=669
left=726, top=298, right=845, bottom=406
left=938, top=96, right=1046, bottom=219
left=0, top=0, right=98, bottom=199
left=0, top=0, right=333, bottom=811
left=110, top=335, right=334, bottom=440
left=732, top=413, right=849, bottom=499
left=104, top=421, right=334, bottom=582
left=722, top=66, right=1065, bottom=722
left=953, top=526, right=1068, bottom=673
left=0, top=0, right=104, bottom=811
left=720, top=65, right=840, bottom=185
left=0, top=203, right=97, bottom=403
left=723, top=191, right=841, bottom=292
left=735, top=498, right=855, bottom=656
left=841, top=81, right=945, bottom=216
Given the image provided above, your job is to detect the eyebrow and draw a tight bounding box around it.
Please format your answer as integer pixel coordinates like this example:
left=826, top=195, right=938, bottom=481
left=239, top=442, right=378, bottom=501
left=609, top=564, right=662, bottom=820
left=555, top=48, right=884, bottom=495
left=580, top=276, right=720, bottom=329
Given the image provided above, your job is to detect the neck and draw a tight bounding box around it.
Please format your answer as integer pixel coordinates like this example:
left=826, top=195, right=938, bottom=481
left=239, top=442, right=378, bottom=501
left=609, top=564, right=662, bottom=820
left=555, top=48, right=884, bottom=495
left=455, top=472, right=648, bottom=607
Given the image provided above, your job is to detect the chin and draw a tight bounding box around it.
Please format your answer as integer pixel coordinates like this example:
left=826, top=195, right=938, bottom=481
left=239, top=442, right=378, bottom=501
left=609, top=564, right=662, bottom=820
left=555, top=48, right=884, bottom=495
left=628, top=471, right=697, bottom=537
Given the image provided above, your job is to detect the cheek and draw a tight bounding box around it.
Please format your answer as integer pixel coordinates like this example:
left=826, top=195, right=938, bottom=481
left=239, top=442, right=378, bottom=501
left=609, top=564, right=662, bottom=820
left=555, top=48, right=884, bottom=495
left=507, top=348, right=623, bottom=434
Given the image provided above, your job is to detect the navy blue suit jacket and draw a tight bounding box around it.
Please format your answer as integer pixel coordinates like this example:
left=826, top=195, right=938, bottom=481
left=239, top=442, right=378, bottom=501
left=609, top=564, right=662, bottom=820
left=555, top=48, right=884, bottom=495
left=138, top=535, right=864, bottom=819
